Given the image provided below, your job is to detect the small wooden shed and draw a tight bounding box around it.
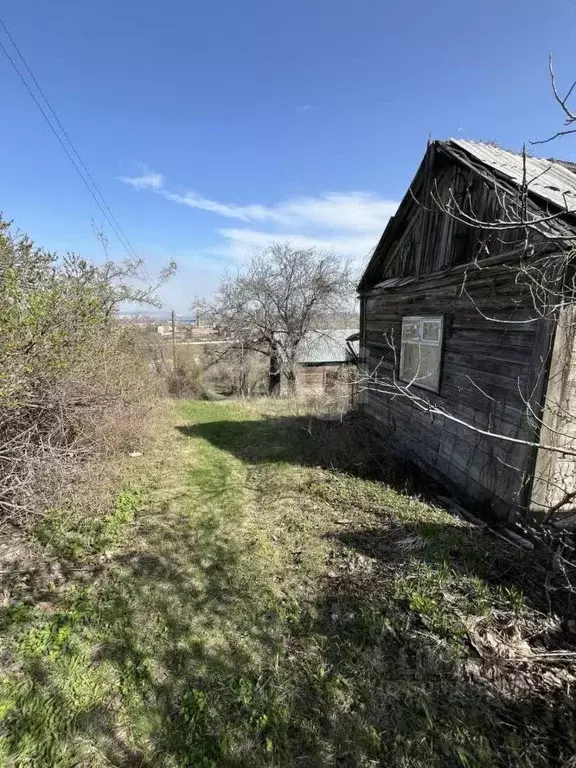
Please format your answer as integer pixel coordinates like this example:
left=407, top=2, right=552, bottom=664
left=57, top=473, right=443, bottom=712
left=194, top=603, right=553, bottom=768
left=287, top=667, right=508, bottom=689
left=358, top=139, right=576, bottom=522
left=292, top=329, right=358, bottom=396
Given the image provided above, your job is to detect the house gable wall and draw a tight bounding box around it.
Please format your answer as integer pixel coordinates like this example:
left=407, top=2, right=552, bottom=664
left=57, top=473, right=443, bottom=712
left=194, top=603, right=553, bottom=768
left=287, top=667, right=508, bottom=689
left=359, top=146, right=555, bottom=520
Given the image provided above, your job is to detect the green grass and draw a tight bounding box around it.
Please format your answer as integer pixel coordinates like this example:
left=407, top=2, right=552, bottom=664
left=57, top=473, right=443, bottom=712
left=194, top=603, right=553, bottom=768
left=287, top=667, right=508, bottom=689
left=0, top=399, right=574, bottom=766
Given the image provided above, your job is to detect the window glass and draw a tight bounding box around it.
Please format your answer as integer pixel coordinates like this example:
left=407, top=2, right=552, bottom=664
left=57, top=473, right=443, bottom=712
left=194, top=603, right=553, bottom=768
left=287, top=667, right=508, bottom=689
left=402, top=319, right=420, bottom=341
left=422, top=320, right=441, bottom=343
left=400, top=316, right=443, bottom=392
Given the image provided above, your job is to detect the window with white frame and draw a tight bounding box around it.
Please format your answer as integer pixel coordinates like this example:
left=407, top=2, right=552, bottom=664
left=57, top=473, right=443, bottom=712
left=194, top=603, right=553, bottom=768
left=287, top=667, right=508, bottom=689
left=400, top=316, right=444, bottom=392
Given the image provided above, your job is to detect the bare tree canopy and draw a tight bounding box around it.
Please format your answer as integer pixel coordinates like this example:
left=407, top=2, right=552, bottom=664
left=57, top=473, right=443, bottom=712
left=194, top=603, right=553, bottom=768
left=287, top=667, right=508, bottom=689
left=201, top=243, right=354, bottom=395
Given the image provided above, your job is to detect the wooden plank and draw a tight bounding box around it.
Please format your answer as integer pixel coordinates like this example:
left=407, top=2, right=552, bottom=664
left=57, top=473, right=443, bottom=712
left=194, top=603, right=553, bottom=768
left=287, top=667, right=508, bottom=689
left=443, top=350, right=530, bottom=380
left=366, top=325, right=538, bottom=349
left=367, top=267, right=532, bottom=297
left=530, top=307, right=576, bottom=517
left=365, top=389, right=525, bottom=506
left=366, top=298, right=539, bottom=323
left=442, top=368, right=529, bottom=396
left=446, top=338, right=537, bottom=361
left=363, top=354, right=532, bottom=421
left=451, top=312, right=538, bottom=332
left=438, top=380, right=527, bottom=417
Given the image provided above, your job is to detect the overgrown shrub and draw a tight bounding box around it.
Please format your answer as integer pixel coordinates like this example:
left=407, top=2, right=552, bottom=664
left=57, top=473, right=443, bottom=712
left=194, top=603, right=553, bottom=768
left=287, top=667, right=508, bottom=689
left=204, top=347, right=268, bottom=397
left=164, top=345, right=268, bottom=399
left=0, top=218, right=164, bottom=526
left=166, top=357, right=207, bottom=398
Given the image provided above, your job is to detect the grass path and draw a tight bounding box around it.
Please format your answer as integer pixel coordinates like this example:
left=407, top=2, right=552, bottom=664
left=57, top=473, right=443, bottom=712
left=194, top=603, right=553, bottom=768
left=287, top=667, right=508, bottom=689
left=0, top=400, right=575, bottom=766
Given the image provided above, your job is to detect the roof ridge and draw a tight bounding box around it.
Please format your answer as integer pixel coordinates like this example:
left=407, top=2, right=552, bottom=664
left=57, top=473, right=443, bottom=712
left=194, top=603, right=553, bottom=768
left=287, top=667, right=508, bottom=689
left=444, top=139, right=576, bottom=212
left=446, top=138, right=576, bottom=170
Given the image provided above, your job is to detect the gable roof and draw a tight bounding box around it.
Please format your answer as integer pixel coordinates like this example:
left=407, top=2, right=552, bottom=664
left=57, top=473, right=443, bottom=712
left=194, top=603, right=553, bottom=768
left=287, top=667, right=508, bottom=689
left=359, top=139, right=576, bottom=292
left=297, top=329, right=358, bottom=365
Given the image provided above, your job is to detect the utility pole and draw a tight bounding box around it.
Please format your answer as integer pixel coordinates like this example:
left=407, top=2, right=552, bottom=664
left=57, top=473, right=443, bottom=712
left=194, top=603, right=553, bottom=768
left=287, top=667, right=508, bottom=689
left=171, top=309, right=177, bottom=366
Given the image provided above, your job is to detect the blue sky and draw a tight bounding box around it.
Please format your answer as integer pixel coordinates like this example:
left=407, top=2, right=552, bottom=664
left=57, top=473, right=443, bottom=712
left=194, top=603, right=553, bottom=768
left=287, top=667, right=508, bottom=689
left=1, top=0, right=575, bottom=311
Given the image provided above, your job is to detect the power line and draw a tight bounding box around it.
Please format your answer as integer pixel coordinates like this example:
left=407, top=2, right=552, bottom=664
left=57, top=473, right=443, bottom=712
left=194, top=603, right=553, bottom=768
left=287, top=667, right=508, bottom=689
left=0, top=33, right=135, bottom=258
left=0, top=16, right=138, bottom=260
left=0, top=15, right=137, bottom=259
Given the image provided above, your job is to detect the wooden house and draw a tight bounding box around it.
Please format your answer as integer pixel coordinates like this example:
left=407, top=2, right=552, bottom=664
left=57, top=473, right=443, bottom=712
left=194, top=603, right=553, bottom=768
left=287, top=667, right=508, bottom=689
left=358, top=139, right=576, bottom=522
left=291, top=329, right=358, bottom=396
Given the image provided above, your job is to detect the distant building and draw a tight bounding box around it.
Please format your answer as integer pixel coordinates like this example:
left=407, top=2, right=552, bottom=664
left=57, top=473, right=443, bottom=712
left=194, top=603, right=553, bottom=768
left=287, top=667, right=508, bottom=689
left=290, top=329, right=358, bottom=396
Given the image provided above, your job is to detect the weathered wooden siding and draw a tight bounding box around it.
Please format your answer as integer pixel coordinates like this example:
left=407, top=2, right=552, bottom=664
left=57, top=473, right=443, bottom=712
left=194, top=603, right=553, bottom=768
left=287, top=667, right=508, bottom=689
left=360, top=264, right=553, bottom=520
left=294, top=364, right=352, bottom=397
left=531, top=305, right=576, bottom=517
left=359, top=140, right=576, bottom=520
left=381, top=159, right=525, bottom=281
left=296, top=365, right=328, bottom=395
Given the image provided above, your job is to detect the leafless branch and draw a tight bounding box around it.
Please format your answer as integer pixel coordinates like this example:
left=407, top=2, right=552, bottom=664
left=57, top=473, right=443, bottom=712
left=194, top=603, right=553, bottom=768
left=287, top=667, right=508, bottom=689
left=197, top=243, right=354, bottom=396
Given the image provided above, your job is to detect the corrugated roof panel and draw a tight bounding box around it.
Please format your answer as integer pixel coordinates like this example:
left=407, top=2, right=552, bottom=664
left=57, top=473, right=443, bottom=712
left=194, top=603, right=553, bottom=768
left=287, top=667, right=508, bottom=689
left=449, top=139, right=576, bottom=214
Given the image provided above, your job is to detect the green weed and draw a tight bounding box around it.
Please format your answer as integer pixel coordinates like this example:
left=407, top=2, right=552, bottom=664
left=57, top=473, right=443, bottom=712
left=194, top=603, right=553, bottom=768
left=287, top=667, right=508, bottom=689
left=36, top=487, right=143, bottom=563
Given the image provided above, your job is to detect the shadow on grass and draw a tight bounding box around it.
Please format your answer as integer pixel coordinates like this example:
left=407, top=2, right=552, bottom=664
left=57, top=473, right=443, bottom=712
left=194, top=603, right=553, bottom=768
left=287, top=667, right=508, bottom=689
left=2, top=495, right=291, bottom=766
left=332, top=520, right=576, bottom=626
left=311, top=544, right=576, bottom=767
left=6, top=539, right=576, bottom=767
left=82, top=512, right=576, bottom=766
left=174, top=410, right=576, bottom=764
left=2, top=410, right=576, bottom=766
left=179, top=413, right=576, bottom=623
left=176, top=411, right=423, bottom=490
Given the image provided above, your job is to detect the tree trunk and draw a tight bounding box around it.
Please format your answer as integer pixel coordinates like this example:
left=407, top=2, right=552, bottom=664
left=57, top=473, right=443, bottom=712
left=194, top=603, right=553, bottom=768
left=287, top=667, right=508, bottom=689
left=269, top=347, right=282, bottom=396
left=285, top=360, right=298, bottom=398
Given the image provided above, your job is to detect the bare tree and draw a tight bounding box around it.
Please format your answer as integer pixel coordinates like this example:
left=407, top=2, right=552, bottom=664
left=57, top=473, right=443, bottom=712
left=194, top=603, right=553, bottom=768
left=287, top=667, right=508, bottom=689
left=89, top=222, right=178, bottom=314
left=200, top=243, right=353, bottom=396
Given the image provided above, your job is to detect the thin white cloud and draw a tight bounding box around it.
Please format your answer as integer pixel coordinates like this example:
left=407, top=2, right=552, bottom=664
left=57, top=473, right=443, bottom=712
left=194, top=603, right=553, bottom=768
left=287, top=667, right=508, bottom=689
left=296, top=104, right=316, bottom=112
left=119, top=171, right=165, bottom=190
left=274, top=193, right=397, bottom=233
left=119, top=167, right=397, bottom=270
left=218, top=227, right=376, bottom=256
left=158, top=188, right=396, bottom=233
left=217, top=228, right=379, bottom=274
left=160, top=191, right=274, bottom=222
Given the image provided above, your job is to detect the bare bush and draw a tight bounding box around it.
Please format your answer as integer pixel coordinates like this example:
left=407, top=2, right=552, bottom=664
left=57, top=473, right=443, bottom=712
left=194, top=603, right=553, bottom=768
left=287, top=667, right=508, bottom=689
left=166, top=357, right=206, bottom=399
left=203, top=345, right=268, bottom=398
left=0, top=217, right=169, bottom=527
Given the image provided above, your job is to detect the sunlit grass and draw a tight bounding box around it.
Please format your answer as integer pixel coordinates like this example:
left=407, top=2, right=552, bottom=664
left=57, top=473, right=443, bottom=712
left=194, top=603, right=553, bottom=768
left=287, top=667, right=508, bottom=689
left=0, top=399, right=573, bottom=766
